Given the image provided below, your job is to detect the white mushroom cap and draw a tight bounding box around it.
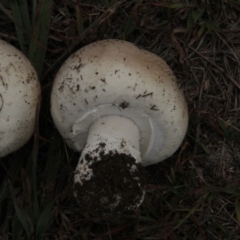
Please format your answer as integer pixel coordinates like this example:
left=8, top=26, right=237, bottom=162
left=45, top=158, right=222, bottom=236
left=0, top=40, right=41, bottom=157
left=51, top=39, right=188, bottom=166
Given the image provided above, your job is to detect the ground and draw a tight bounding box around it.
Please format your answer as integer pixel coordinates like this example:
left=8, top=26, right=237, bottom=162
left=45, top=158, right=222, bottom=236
left=0, top=0, right=240, bottom=239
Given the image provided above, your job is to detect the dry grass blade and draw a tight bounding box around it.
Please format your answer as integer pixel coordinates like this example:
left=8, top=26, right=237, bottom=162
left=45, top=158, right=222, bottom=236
left=171, top=27, right=186, bottom=62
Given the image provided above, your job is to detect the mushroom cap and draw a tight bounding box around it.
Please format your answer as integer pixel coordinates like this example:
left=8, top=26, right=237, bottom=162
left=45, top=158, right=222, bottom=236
left=51, top=39, right=188, bottom=165
left=0, top=40, right=41, bottom=157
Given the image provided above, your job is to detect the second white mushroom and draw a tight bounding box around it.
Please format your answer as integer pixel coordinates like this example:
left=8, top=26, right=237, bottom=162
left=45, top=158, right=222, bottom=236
left=0, top=40, right=41, bottom=158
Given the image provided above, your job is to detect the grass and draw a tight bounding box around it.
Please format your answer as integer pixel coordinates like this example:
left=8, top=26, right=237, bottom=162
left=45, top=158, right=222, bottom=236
left=0, top=0, right=240, bottom=239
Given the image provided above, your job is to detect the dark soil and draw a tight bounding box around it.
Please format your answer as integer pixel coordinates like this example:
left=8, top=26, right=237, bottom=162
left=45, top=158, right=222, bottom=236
left=74, top=152, right=146, bottom=218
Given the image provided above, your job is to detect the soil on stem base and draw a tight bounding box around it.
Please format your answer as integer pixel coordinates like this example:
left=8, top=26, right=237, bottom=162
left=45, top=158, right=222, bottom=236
left=74, top=152, right=146, bottom=217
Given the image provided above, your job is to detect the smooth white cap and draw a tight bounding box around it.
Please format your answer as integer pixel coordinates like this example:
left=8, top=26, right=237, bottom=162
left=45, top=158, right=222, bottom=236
left=0, top=40, right=41, bottom=157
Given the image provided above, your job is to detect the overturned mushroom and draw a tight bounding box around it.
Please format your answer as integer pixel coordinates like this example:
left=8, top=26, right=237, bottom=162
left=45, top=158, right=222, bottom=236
left=0, top=40, right=41, bottom=157
left=51, top=39, right=188, bottom=216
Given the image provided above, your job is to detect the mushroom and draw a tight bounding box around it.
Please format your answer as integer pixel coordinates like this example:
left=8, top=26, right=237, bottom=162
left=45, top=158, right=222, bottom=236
left=0, top=40, right=41, bottom=158
left=51, top=39, right=188, bottom=216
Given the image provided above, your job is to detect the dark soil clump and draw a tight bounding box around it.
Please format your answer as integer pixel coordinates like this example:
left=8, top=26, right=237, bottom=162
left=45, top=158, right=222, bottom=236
left=74, top=152, right=146, bottom=217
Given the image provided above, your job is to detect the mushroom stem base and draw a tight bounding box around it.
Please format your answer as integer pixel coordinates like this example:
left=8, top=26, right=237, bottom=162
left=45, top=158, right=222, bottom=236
left=74, top=151, right=146, bottom=217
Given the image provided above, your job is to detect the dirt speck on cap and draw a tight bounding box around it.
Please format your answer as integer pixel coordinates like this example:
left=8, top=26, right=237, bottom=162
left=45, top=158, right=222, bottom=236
left=74, top=152, right=146, bottom=217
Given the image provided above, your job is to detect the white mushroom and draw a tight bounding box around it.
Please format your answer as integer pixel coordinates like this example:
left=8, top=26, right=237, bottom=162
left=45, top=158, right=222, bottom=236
left=0, top=40, right=41, bottom=157
left=51, top=39, right=188, bottom=216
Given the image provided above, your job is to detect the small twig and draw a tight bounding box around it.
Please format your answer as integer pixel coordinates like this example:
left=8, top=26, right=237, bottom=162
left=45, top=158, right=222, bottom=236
left=193, top=71, right=206, bottom=156
left=188, top=45, right=224, bottom=72
left=225, top=73, right=240, bottom=91
left=216, top=32, right=240, bottom=67
left=171, top=27, right=186, bottom=63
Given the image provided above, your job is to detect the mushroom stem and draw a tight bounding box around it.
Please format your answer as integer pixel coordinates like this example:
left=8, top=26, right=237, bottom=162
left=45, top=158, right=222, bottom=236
left=86, top=115, right=141, bottom=160
left=73, top=115, right=146, bottom=216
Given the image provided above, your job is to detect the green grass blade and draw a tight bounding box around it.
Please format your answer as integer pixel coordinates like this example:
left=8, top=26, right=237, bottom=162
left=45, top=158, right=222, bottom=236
left=174, top=195, right=204, bottom=230
left=36, top=201, right=54, bottom=239
left=12, top=213, right=24, bottom=240
left=192, top=9, right=205, bottom=25
left=218, top=117, right=230, bottom=139
left=28, top=0, right=53, bottom=77
left=124, top=14, right=136, bottom=37
left=17, top=0, right=31, bottom=33
left=0, top=147, right=29, bottom=203
left=188, top=134, right=211, bottom=155
left=10, top=0, right=30, bottom=54
left=197, top=24, right=205, bottom=37
left=235, top=197, right=240, bottom=224
left=205, top=20, right=220, bottom=32
left=31, top=102, right=41, bottom=219
left=187, top=15, right=194, bottom=30
left=0, top=3, right=13, bottom=20
left=227, top=0, right=240, bottom=9
left=206, top=186, right=240, bottom=195
left=164, top=3, right=185, bottom=9
left=75, top=3, right=84, bottom=36
left=45, top=134, right=62, bottom=186
left=32, top=0, right=37, bottom=24
left=14, top=205, right=31, bottom=238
